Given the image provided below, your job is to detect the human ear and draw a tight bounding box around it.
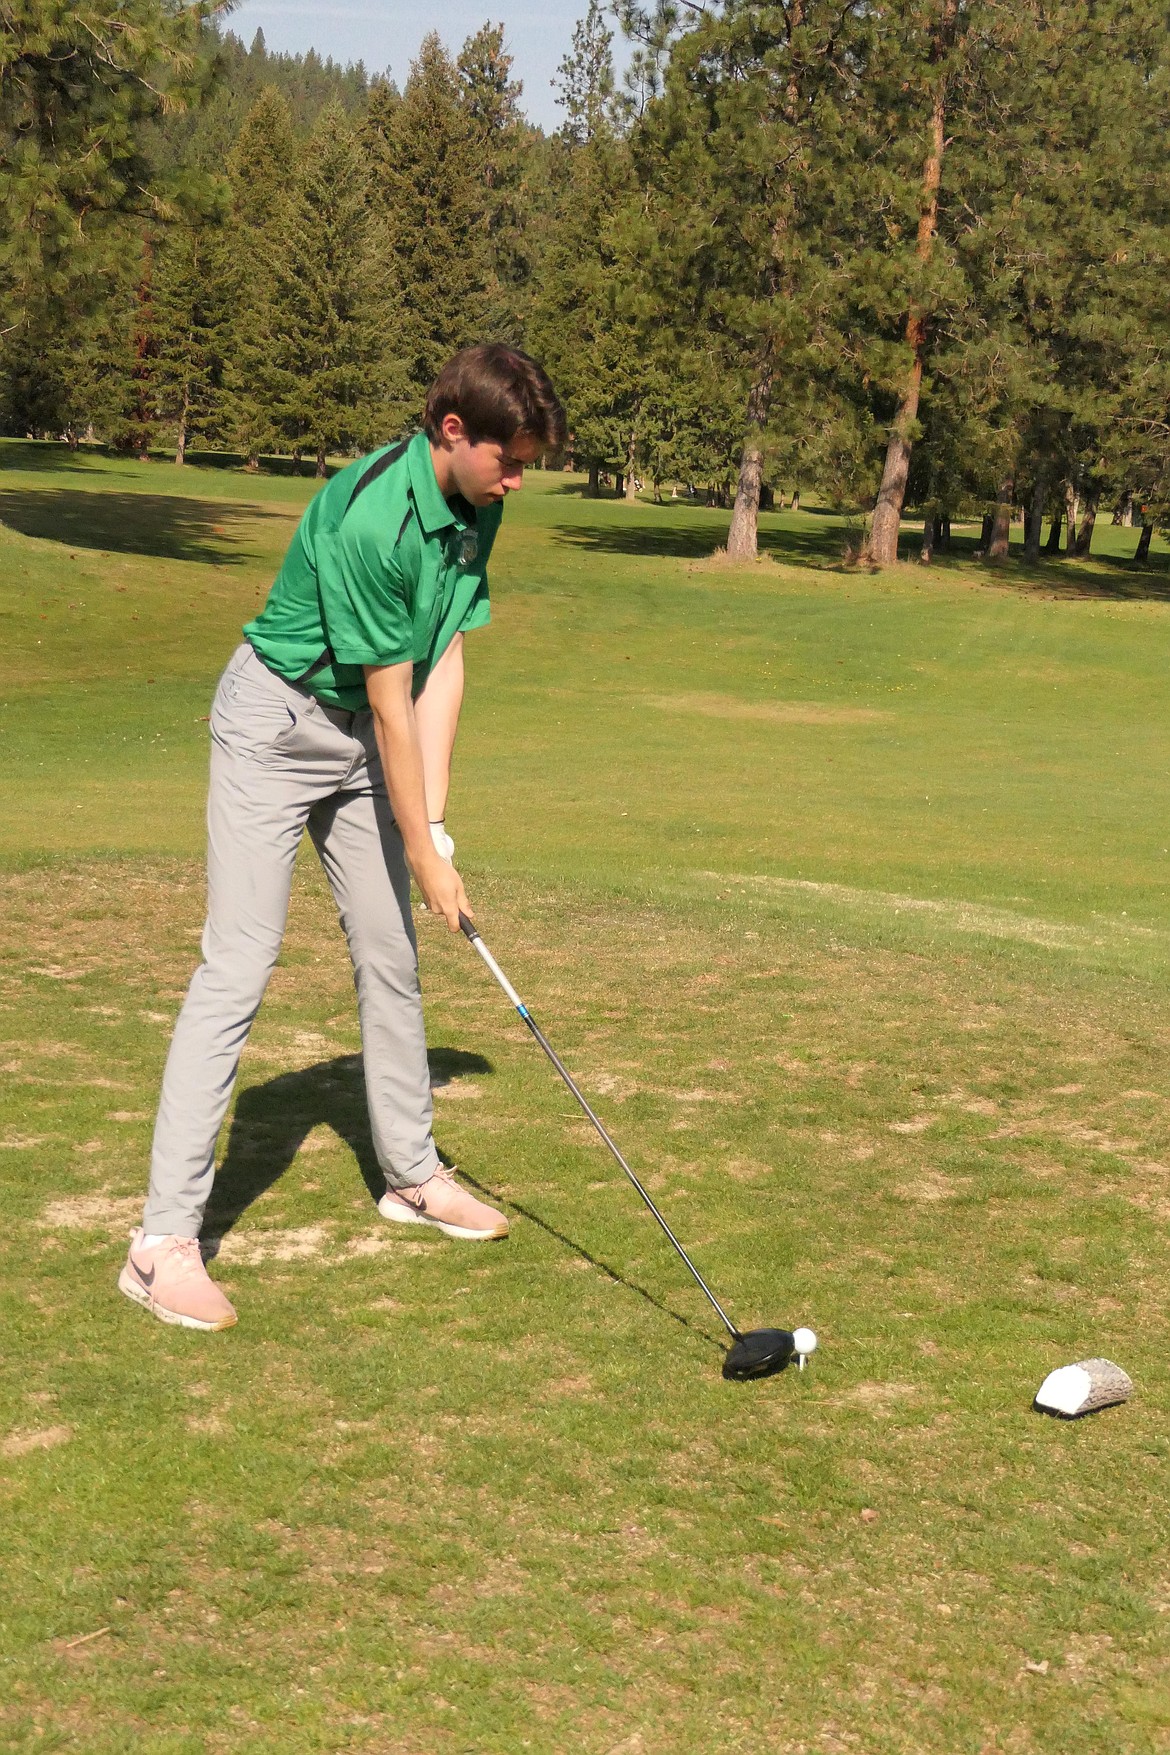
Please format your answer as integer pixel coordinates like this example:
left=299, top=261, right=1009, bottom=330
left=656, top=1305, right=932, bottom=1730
left=439, top=412, right=469, bottom=447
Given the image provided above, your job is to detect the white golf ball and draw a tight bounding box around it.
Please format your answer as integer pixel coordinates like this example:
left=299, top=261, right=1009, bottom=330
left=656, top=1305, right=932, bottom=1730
left=793, top=1327, right=818, bottom=1356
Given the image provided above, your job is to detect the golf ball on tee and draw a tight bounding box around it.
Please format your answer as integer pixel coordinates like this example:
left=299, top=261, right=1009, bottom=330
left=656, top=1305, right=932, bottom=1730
left=793, top=1327, right=817, bottom=1357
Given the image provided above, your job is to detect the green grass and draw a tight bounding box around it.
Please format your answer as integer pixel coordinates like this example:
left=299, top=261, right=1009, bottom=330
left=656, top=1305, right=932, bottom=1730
left=3, top=442, right=1170, bottom=1752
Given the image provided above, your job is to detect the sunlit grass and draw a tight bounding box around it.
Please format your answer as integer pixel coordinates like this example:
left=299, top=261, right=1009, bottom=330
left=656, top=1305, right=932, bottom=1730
left=2, top=443, right=1169, bottom=1752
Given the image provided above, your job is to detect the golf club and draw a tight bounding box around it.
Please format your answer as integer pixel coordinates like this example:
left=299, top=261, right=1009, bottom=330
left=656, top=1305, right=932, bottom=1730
left=458, top=913, right=816, bottom=1382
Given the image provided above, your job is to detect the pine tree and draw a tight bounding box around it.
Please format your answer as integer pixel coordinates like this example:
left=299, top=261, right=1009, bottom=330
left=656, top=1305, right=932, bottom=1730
left=861, top=0, right=964, bottom=566
left=262, top=102, right=400, bottom=474
left=0, top=0, right=218, bottom=339
left=222, top=85, right=298, bottom=462
left=375, top=34, right=488, bottom=410
left=555, top=1, right=625, bottom=144
left=629, top=0, right=868, bottom=556
left=457, top=23, right=531, bottom=342
left=359, top=76, right=401, bottom=197
left=152, top=201, right=234, bottom=462
left=531, top=24, right=643, bottom=497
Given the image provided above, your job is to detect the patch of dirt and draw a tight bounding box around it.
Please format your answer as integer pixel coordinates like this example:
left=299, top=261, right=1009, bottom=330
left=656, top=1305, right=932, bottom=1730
left=894, top=1171, right=971, bottom=1202
left=341, top=1233, right=398, bottom=1258
left=210, top=1224, right=434, bottom=1266
left=837, top=1382, right=920, bottom=1413
left=3, top=1424, right=72, bottom=1456
left=542, top=1375, right=595, bottom=1398
left=587, top=1071, right=640, bottom=1099
left=39, top=1194, right=140, bottom=1232
left=212, top=1224, right=333, bottom=1264
left=298, top=1126, right=338, bottom=1155
left=1062, top=1632, right=1115, bottom=1684
left=724, top=1156, right=771, bottom=1182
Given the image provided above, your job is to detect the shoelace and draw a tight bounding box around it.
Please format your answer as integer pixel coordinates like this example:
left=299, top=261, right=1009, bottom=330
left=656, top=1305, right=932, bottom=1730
left=400, top=1167, right=456, bottom=1209
left=166, top=1236, right=204, bottom=1269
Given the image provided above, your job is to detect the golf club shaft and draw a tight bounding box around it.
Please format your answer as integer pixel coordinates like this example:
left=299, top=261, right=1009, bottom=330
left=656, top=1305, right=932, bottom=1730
left=458, top=913, right=740, bottom=1339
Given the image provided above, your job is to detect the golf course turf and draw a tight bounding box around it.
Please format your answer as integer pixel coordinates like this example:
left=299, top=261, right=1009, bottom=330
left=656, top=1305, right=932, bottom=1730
left=2, top=443, right=1169, bottom=1752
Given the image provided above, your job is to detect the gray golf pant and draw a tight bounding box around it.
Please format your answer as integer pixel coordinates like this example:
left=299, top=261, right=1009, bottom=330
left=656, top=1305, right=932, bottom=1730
left=142, top=641, right=441, bottom=1237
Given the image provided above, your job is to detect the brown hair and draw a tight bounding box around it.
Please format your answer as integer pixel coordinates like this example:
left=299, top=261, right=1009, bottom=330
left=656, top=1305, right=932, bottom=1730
left=423, top=344, right=566, bottom=452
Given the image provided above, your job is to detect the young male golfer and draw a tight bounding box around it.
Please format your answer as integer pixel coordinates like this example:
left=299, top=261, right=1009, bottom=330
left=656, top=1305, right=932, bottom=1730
left=119, top=344, right=566, bottom=1330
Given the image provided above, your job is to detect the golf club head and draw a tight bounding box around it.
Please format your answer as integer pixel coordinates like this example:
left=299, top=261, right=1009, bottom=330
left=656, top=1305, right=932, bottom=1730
left=722, top=1328, right=796, bottom=1382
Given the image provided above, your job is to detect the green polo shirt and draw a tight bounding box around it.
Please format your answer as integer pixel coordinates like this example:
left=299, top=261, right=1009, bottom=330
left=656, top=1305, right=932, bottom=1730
left=244, top=431, right=502, bottom=709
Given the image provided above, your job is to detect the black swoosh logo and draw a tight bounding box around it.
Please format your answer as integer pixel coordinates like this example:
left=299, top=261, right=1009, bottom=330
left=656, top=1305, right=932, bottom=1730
left=132, top=1259, right=156, bottom=1289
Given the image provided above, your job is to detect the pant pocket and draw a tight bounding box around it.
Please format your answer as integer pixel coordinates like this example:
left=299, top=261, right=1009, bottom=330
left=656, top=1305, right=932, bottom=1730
left=211, top=667, right=300, bottom=762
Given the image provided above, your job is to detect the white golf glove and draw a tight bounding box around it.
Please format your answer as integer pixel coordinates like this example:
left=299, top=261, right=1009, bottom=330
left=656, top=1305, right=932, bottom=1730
left=429, top=820, right=455, bottom=862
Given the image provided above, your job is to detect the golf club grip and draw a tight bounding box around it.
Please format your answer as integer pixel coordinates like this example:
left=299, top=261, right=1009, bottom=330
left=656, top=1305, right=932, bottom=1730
left=460, top=920, right=740, bottom=1338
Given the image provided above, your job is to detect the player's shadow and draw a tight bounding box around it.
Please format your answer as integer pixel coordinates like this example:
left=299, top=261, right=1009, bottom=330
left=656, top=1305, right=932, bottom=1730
left=455, top=1164, right=722, bottom=1351
left=201, top=1047, right=720, bottom=1352
left=202, top=1047, right=492, bottom=1243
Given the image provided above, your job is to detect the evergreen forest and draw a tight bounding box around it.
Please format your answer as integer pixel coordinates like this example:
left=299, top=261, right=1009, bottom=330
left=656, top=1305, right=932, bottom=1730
left=1, top=0, right=1167, bottom=564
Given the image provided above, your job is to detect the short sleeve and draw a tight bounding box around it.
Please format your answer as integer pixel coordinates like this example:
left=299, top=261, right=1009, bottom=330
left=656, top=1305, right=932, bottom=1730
left=316, top=502, right=417, bottom=668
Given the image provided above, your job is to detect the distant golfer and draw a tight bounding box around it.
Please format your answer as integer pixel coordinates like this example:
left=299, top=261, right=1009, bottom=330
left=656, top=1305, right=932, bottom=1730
left=120, top=345, right=566, bottom=1330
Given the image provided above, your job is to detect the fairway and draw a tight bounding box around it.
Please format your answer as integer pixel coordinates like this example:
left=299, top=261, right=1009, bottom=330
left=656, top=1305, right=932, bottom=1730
left=3, top=446, right=1170, bottom=1753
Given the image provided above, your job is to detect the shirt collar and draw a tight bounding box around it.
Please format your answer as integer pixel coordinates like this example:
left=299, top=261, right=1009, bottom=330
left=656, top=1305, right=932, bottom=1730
left=406, top=431, right=475, bottom=535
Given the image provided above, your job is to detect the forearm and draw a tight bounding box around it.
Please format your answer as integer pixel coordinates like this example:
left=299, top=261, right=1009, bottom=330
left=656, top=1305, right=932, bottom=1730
left=414, top=633, right=464, bottom=822
left=364, top=662, right=439, bottom=873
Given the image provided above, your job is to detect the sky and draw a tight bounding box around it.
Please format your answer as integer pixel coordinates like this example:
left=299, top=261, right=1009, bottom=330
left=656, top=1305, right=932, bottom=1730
left=221, top=0, right=631, bottom=133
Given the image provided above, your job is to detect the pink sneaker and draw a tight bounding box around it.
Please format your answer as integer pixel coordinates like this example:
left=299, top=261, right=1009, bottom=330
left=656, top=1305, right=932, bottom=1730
left=378, top=1167, right=509, bottom=1241
left=118, top=1230, right=238, bottom=1331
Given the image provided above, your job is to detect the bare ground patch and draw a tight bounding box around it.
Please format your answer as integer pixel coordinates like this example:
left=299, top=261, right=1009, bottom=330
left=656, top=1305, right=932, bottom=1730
left=3, top=1424, right=72, bottom=1456
left=38, top=1194, right=141, bottom=1233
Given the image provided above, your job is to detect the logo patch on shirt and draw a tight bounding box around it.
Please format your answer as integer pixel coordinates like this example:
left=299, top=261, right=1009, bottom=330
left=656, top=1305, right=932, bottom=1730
left=457, top=530, right=479, bottom=567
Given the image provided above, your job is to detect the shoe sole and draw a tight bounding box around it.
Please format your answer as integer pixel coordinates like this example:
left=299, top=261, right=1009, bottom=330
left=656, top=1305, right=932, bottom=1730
left=117, top=1268, right=238, bottom=1331
left=377, top=1196, right=508, bottom=1242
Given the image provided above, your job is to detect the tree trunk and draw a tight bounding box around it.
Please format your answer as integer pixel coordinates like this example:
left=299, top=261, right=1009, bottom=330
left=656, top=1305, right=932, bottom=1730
left=131, top=235, right=155, bottom=463
left=587, top=461, right=600, bottom=497
left=316, top=447, right=327, bottom=478
left=624, top=430, right=638, bottom=502
left=1072, top=495, right=1097, bottom=557
left=1135, top=520, right=1154, bottom=562
left=938, top=515, right=951, bottom=552
left=1044, top=506, right=1062, bottom=552
left=174, top=389, right=190, bottom=467
left=726, top=367, right=773, bottom=561
left=987, top=478, right=1014, bottom=560
left=790, top=489, right=800, bottom=511
left=921, top=513, right=936, bottom=563
left=1113, top=492, right=1134, bottom=527
left=867, top=0, right=954, bottom=568
left=615, top=472, right=624, bottom=498
left=1063, top=483, right=1078, bottom=555
left=976, top=512, right=994, bottom=554
left=1023, top=473, right=1047, bottom=563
